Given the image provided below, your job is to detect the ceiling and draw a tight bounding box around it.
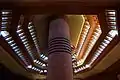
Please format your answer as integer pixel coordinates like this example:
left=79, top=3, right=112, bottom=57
left=74, top=41, right=120, bottom=79
left=34, top=15, right=84, bottom=50
left=0, top=7, right=120, bottom=80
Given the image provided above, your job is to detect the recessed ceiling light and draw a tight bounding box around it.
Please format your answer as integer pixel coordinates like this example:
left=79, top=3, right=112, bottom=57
left=1, top=31, right=9, bottom=37
left=34, top=60, right=37, bottom=62
left=27, top=65, right=32, bottom=69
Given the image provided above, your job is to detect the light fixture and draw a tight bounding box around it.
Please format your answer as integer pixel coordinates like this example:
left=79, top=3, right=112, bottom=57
left=28, top=22, right=47, bottom=60
left=106, top=10, right=117, bottom=29
left=74, top=64, right=91, bottom=73
left=36, top=61, right=39, bottom=64
left=17, top=25, right=35, bottom=60
left=1, top=31, right=9, bottom=37
left=44, top=70, right=47, bottom=73
left=34, top=59, right=46, bottom=67
left=32, top=67, right=35, bottom=70
left=44, top=57, right=48, bottom=60
left=75, top=20, right=90, bottom=57
left=75, top=25, right=102, bottom=67
left=34, top=60, right=37, bottom=62
left=0, top=10, right=32, bottom=67
left=27, top=65, right=32, bottom=69
left=89, top=29, right=118, bottom=66
left=1, top=32, right=29, bottom=66
left=40, top=70, right=43, bottom=73
left=2, top=11, right=10, bottom=15
left=108, top=30, right=118, bottom=37
left=42, top=64, right=46, bottom=67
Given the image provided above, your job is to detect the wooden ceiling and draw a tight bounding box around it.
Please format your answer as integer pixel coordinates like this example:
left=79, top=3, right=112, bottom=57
left=0, top=1, right=120, bottom=80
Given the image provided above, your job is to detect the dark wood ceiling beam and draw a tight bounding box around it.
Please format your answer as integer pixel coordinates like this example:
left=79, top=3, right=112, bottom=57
left=91, top=36, right=119, bottom=68
left=73, top=11, right=111, bottom=70
left=0, top=2, right=119, bottom=14
left=20, top=15, right=39, bottom=60
left=116, top=9, right=120, bottom=37
left=9, top=11, right=34, bottom=66
left=84, top=11, right=110, bottom=64
left=0, top=37, right=27, bottom=69
left=22, top=15, right=48, bottom=64
left=77, top=15, right=99, bottom=60
left=10, top=13, right=47, bottom=71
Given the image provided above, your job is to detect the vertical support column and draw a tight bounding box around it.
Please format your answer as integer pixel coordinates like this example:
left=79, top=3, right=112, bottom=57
left=47, top=16, right=73, bottom=80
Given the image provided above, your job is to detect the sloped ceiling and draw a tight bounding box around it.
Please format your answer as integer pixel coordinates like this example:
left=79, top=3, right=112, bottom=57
left=0, top=15, right=119, bottom=80
left=1, top=40, right=120, bottom=80
left=0, top=46, right=46, bottom=80
left=74, top=41, right=120, bottom=79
